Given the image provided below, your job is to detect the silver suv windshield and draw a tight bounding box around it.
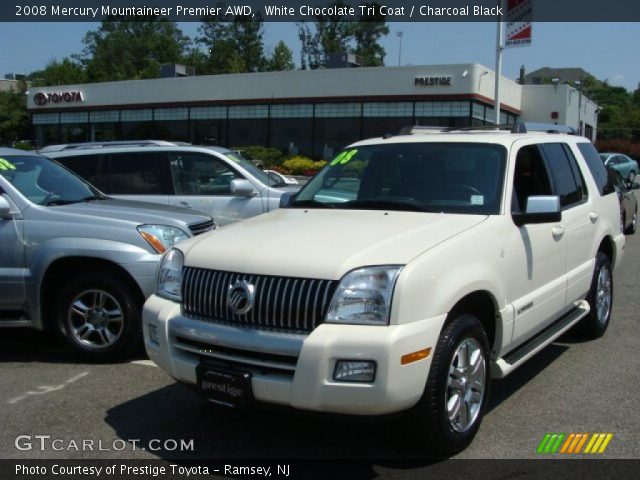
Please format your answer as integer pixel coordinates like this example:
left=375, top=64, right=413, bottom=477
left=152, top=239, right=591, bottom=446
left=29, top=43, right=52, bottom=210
left=224, top=151, right=285, bottom=187
left=291, top=142, right=507, bottom=214
left=0, top=155, right=105, bottom=206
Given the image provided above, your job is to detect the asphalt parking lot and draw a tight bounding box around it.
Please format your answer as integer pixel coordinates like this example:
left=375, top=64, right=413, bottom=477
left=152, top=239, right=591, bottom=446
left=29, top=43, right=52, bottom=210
left=1, top=235, right=639, bottom=465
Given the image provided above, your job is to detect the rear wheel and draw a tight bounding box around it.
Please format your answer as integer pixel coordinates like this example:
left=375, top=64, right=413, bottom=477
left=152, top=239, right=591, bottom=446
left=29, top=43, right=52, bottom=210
left=405, top=314, right=490, bottom=455
left=54, top=270, right=142, bottom=362
left=576, top=252, right=613, bottom=339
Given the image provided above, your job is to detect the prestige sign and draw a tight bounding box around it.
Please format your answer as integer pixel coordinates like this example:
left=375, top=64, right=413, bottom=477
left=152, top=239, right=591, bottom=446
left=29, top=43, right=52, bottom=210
left=414, top=76, right=453, bottom=87
left=33, top=91, right=84, bottom=106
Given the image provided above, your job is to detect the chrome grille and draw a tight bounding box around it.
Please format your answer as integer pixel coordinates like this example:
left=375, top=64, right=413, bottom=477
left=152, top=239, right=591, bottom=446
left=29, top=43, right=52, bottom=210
left=181, top=267, right=338, bottom=332
left=188, top=219, right=215, bottom=236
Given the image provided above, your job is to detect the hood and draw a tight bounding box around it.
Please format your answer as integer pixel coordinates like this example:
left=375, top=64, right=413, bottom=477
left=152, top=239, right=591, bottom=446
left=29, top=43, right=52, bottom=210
left=48, top=198, right=212, bottom=230
left=183, top=208, right=487, bottom=279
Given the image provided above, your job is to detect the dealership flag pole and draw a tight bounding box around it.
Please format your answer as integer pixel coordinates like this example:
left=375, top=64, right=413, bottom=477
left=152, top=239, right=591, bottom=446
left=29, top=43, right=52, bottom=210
left=494, top=1, right=504, bottom=126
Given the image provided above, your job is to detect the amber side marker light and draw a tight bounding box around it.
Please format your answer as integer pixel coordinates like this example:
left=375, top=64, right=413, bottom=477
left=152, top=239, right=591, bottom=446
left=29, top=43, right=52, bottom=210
left=139, top=231, right=167, bottom=254
left=401, top=348, right=431, bottom=365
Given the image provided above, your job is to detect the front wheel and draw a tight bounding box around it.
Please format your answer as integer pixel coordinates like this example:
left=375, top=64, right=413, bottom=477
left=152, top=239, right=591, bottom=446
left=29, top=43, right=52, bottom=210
left=576, top=252, right=613, bottom=339
left=404, top=314, right=490, bottom=456
left=54, top=270, right=143, bottom=362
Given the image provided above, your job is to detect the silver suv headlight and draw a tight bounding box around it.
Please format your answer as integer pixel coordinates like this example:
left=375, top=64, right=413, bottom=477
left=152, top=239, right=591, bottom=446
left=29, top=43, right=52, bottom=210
left=138, top=224, right=189, bottom=254
left=157, top=248, right=184, bottom=302
left=326, top=266, right=403, bottom=326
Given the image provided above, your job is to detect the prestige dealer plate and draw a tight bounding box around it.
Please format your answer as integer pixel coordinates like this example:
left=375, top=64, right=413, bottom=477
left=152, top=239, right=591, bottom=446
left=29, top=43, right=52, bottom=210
left=196, top=364, right=253, bottom=408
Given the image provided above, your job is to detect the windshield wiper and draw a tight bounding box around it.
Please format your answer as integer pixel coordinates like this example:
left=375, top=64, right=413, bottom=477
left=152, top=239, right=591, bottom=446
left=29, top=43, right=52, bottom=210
left=79, top=195, right=107, bottom=202
left=290, top=199, right=337, bottom=209
left=42, top=199, right=79, bottom=206
left=341, top=199, right=439, bottom=212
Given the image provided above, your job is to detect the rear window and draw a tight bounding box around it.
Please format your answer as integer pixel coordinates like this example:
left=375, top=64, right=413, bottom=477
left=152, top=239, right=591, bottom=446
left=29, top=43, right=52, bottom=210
left=106, top=152, right=167, bottom=195
left=56, top=155, right=109, bottom=192
left=577, top=143, right=615, bottom=196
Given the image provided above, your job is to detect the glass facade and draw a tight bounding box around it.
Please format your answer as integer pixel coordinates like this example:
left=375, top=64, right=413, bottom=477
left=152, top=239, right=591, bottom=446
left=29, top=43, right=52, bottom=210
left=32, top=100, right=518, bottom=158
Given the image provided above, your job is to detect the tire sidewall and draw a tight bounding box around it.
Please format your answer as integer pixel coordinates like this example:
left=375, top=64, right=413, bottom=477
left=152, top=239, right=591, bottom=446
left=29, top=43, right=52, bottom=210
left=54, top=272, right=141, bottom=362
left=410, top=314, right=491, bottom=454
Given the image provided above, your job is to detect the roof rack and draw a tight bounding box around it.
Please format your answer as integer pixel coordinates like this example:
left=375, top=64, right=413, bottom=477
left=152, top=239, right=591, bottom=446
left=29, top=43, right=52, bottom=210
left=39, top=140, right=190, bottom=153
left=397, top=122, right=576, bottom=136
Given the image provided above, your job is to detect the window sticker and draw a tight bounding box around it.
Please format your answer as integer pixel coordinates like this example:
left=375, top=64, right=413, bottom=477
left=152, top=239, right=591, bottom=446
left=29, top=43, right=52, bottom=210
left=330, top=149, right=358, bottom=166
left=0, top=158, right=16, bottom=171
left=470, top=194, right=484, bottom=205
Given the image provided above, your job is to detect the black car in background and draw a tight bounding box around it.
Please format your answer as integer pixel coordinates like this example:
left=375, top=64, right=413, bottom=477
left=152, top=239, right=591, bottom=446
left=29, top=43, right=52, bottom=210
left=608, top=167, right=637, bottom=235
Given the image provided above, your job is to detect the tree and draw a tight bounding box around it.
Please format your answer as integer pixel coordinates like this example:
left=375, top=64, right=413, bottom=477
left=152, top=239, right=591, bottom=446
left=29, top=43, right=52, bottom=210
left=0, top=80, right=29, bottom=145
left=297, top=1, right=353, bottom=69
left=198, top=12, right=266, bottom=74
left=267, top=41, right=295, bottom=71
left=78, top=16, right=191, bottom=82
left=352, top=3, right=389, bottom=66
left=29, top=58, right=87, bottom=87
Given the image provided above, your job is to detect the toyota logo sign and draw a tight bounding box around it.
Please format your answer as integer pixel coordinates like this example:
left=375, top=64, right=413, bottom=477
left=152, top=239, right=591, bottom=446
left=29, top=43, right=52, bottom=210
left=33, top=91, right=84, bottom=106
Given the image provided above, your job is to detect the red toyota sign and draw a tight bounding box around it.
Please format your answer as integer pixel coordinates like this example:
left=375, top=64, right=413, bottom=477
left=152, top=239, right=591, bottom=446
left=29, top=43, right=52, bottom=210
left=33, top=91, right=84, bottom=106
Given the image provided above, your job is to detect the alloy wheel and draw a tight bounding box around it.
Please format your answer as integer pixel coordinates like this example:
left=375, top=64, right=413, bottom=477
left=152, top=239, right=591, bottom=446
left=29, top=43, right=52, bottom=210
left=67, top=289, right=124, bottom=348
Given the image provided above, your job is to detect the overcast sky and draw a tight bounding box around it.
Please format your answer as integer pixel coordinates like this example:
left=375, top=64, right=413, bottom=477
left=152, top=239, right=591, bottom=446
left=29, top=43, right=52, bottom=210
left=0, top=22, right=637, bottom=91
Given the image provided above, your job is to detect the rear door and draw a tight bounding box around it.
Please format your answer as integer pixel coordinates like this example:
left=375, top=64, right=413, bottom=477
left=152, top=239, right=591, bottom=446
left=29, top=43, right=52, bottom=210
left=104, top=151, right=171, bottom=205
left=167, top=152, right=263, bottom=226
left=540, top=143, right=595, bottom=305
left=508, top=142, right=568, bottom=345
left=54, top=154, right=110, bottom=192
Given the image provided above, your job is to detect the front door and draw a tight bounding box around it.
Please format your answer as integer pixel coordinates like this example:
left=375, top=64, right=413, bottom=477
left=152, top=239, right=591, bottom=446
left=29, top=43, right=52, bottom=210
left=168, top=152, right=263, bottom=226
left=0, top=193, right=25, bottom=313
left=507, top=143, right=568, bottom=346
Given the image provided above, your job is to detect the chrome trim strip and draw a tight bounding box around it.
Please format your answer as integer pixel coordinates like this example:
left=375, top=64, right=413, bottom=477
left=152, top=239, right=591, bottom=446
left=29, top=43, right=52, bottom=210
left=172, top=342, right=297, bottom=372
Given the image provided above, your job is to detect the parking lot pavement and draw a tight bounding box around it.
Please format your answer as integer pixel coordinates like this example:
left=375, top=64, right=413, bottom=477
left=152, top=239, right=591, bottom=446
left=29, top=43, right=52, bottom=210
left=1, top=237, right=639, bottom=464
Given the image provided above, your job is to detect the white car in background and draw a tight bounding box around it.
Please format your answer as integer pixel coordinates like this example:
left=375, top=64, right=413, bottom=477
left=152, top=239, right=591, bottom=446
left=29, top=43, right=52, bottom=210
left=264, top=170, right=299, bottom=185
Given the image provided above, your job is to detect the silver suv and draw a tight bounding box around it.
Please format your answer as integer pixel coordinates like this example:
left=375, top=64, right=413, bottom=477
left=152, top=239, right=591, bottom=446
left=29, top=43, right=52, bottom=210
left=44, top=141, right=301, bottom=226
left=0, top=148, right=214, bottom=361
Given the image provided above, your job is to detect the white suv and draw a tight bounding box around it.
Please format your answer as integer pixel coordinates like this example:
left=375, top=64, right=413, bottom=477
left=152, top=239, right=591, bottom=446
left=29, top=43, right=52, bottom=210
left=143, top=125, right=623, bottom=454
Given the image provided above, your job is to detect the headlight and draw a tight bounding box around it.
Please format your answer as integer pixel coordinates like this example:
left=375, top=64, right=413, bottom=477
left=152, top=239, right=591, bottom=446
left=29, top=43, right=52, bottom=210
left=138, top=224, right=189, bottom=254
left=157, top=248, right=184, bottom=302
left=326, top=266, right=403, bottom=326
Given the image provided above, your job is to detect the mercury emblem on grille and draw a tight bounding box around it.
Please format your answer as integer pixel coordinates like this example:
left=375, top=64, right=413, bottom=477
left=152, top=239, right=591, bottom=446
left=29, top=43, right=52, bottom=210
left=227, top=280, right=255, bottom=315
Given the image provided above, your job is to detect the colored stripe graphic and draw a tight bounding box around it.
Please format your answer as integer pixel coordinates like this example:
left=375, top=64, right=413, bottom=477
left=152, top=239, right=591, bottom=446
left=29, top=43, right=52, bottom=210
left=537, top=433, right=613, bottom=454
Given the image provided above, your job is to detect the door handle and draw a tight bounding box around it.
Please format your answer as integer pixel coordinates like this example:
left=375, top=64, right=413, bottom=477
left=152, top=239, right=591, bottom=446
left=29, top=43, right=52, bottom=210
left=589, top=210, right=599, bottom=222
left=551, top=225, right=565, bottom=238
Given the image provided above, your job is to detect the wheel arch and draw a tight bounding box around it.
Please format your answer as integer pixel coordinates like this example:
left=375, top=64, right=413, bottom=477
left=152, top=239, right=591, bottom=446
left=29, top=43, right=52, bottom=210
left=40, top=256, right=144, bottom=330
left=447, top=290, right=501, bottom=355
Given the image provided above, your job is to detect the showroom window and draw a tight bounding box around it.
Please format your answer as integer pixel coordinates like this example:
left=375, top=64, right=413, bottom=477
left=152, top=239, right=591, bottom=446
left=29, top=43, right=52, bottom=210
left=270, top=104, right=313, bottom=118
left=191, top=106, right=227, bottom=120
left=228, top=105, right=269, bottom=119
left=89, top=111, right=119, bottom=123
left=32, top=113, right=60, bottom=125
left=363, top=102, right=413, bottom=117
left=314, top=103, right=362, bottom=118
left=120, top=109, right=153, bottom=122
left=154, top=108, right=189, bottom=121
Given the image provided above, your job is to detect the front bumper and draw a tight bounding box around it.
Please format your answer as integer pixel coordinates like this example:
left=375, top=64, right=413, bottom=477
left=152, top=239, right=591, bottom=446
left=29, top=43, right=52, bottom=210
left=143, top=295, right=447, bottom=415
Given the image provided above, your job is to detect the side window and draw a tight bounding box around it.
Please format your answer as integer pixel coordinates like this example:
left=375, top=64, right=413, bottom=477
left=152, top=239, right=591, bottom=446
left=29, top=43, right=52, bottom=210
left=577, top=142, right=615, bottom=196
left=540, top=143, right=582, bottom=209
left=512, top=145, right=553, bottom=213
left=55, top=155, right=109, bottom=192
left=169, top=153, right=239, bottom=196
left=107, top=152, right=167, bottom=195
left=562, top=144, right=588, bottom=201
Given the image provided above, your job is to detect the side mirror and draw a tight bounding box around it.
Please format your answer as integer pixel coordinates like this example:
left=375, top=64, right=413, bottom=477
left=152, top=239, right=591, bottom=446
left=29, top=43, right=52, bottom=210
left=279, top=191, right=296, bottom=208
left=0, top=196, right=12, bottom=218
left=229, top=179, right=256, bottom=198
left=512, top=195, right=561, bottom=227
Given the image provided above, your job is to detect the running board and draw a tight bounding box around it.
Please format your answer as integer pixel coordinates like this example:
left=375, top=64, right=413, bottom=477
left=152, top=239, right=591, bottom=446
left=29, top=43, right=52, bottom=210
left=491, top=300, right=590, bottom=379
left=0, top=310, right=32, bottom=328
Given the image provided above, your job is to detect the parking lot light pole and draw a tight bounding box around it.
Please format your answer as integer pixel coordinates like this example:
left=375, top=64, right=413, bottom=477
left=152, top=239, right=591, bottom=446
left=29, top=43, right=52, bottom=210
left=494, top=2, right=504, bottom=126
left=396, top=31, right=404, bottom=66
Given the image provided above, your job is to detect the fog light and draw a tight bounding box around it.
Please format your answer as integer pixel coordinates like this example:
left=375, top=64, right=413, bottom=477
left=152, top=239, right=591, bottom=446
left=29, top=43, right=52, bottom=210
left=333, top=360, right=376, bottom=383
left=148, top=324, right=159, bottom=344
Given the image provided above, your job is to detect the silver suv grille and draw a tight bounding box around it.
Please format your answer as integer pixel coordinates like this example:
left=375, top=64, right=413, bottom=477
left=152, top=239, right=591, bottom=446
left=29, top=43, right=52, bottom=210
left=181, top=267, right=338, bottom=332
left=188, top=219, right=215, bottom=236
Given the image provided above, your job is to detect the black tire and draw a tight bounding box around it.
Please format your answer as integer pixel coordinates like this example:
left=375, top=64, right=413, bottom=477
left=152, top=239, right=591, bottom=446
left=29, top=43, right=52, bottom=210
left=54, top=270, right=143, bottom=362
left=624, top=208, right=637, bottom=235
left=575, top=252, right=613, bottom=339
left=404, top=314, right=491, bottom=456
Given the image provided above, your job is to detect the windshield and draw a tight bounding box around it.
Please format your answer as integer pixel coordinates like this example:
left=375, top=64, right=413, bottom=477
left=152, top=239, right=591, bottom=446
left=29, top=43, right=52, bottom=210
left=224, top=151, right=284, bottom=187
left=291, top=142, right=507, bottom=214
left=0, top=154, right=105, bottom=205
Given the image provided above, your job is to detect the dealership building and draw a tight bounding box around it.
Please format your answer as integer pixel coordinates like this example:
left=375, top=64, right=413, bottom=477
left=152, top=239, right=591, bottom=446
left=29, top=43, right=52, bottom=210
left=27, top=63, right=598, bottom=158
